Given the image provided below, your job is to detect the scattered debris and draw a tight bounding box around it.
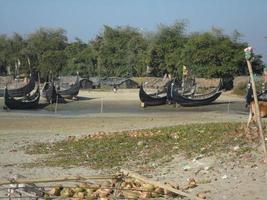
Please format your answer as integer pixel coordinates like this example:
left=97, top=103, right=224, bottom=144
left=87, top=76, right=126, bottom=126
left=0, top=170, right=204, bottom=200
left=221, top=175, right=228, bottom=179
left=233, top=145, right=240, bottom=151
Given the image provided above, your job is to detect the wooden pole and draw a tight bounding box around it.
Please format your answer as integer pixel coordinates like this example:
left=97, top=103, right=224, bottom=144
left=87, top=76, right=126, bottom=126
left=0, top=175, right=116, bottom=186
left=54, top=94, right=59, bottom=114
left=246, top=59, right=267, bottom=163
left=100, top=98, right=103, bottom=113
left=121, top=169, right=203, bottom=200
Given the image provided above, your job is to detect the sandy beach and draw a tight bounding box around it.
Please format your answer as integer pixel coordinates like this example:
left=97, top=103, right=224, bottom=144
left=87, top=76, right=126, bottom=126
left=0, top=89, right=266, bottom=199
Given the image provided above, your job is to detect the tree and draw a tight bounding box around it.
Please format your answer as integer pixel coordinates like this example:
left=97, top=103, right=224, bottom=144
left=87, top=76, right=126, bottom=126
left=147, top=21, right=188, bottom=77
left=26, top=28, right=67, bottom=78
left=92, top=25, right=148, bottom=77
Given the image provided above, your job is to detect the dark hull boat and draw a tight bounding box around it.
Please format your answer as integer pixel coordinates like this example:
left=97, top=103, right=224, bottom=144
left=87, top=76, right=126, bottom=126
left=245, top=83, right=267, bottom=106
left=4, top=86, right=40, bottom=109
left=0, top=77, right=35, bottom=97
left=170, top=79, right=224, bottom=106
left=41, top=82, right=64, bottom=104
left=58, top=76, right=80, bottom=99
left=166, top=79, right=196, bottom=104
left=139, top=84, right=167, bottom=107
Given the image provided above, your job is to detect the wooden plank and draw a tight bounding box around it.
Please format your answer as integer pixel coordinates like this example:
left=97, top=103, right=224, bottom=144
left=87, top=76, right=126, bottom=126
left=121, top=169, right=203, bottom=200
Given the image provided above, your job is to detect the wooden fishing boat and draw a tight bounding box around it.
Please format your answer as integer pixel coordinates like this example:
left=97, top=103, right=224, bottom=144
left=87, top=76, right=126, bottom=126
left=4, top=86, right=40, bottom=109
left=41, top=82, right=64, bottom=104
left=57, top=75, right=80, bottom=99
left=166, top=79, right=196, bottom=104
left=139, top=84, right=167, bottom=107
left=170, top=78, right=233, bottom=106
left=0, top=77, right=35, bottom=97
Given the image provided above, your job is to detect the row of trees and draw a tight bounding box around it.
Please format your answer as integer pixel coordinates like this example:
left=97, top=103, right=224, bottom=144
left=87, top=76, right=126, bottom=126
left=0, top=21, right=265, bottom=80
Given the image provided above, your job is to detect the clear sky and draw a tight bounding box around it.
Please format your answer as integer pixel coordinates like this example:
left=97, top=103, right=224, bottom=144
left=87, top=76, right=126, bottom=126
left=0, top=0, right=267, bottom=62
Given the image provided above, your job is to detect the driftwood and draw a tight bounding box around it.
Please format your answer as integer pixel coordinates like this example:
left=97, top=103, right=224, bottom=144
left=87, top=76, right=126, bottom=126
left=121, top=169, right=203, bottom=200
left=0, top=175, right=116, bottom=186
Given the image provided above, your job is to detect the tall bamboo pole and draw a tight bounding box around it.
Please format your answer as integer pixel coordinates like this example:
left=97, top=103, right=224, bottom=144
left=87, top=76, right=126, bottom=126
left=246, top=59, right=267, bottom=163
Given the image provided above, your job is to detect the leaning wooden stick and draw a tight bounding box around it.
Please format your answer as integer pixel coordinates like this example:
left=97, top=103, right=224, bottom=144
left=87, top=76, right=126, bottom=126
left=246, top=59, right=267, bottom=163
left=121, top=169, right=203, bottom=200
left=0, top=175, right=116, bottom=186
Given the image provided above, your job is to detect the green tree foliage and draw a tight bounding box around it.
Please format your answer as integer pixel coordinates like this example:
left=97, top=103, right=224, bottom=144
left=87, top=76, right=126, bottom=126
left=0, top=35, right=10, bottom=74
left=92, top=25, right=148, bottom=77
left=147, top=21, right=188, bottom=76
left=184, top=30, right=256, bottom=78
left=26, top=28, right=68, bottom=77
left=0, top=22, right=265, bottom=79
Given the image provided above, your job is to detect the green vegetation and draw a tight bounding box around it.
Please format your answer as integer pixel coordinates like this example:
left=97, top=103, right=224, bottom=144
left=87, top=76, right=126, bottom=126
left=233, top=78, right=264, bottom=96
left=25, top=123, right=253, bottom=169
left=233, top=82, right=248, bottom=96
left=0, top=22, right=265, bottom=80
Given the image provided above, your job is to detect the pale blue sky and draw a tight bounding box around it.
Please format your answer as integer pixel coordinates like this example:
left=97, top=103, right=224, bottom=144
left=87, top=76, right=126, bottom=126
left=0, top=0, right=267, bottom=62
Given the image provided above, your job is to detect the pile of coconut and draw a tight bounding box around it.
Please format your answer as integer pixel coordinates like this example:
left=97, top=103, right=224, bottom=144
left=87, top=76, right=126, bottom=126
left=3, top=171, right=202, bottom=199
left=48, top=177, right=182, bottom=200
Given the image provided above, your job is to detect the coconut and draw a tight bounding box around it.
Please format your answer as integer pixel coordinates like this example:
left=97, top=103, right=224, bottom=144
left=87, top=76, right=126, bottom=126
left=77, top=192, right=86, bottom=199
left=124, top=182, right=133, bottom=189
left=95, top=189, right=110, bottom=198
left=73, top=187, right=85, bottom=193
left=48, top=186, right=61, bottom=196
left=86, top=188, right=96, bottom=195
left=188, top=178, right=197, bottom=188
left=120, top=182, right=127, bottom=188
left=140, top=192, right=152, bottom=199
left=60, top=188, right=75, bottom=197
left=132, top=181, right=142, bottom=188
left=79, top=182, right=90, bottom=188
left=197, top=192, right=207, bottom=199
left=142, top=183, right=155, bottom=192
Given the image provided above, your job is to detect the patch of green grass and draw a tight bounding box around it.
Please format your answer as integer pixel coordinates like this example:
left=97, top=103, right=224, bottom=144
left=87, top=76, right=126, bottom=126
left=25, top=123, right=253, bottom=169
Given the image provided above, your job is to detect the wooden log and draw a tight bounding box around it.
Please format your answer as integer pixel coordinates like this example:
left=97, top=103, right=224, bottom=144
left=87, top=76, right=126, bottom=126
left=121, top=169, right=203, bottom=200
left=0, top=175, right=116, bottom=186
left=246, top=59, right=267, bottom=163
